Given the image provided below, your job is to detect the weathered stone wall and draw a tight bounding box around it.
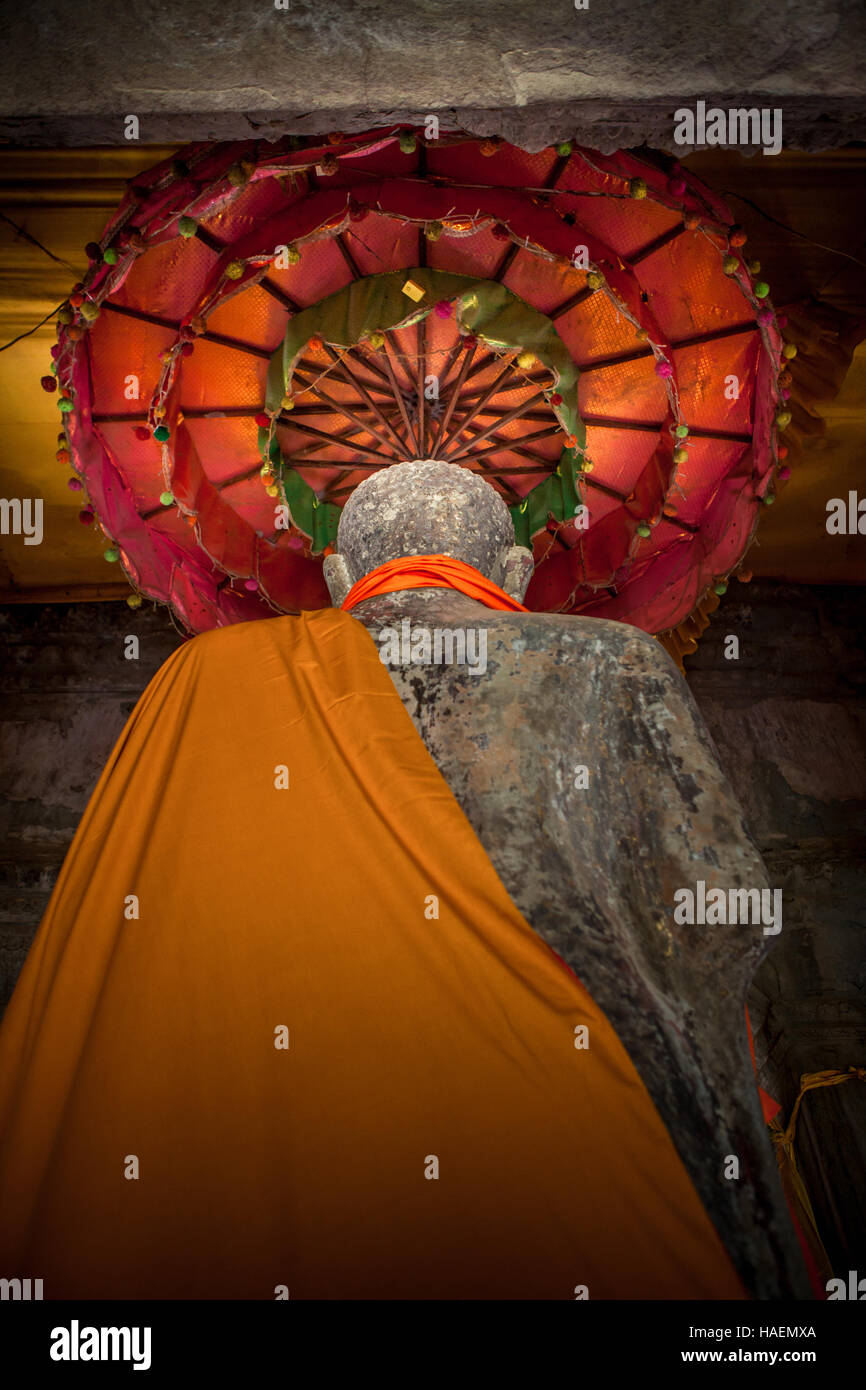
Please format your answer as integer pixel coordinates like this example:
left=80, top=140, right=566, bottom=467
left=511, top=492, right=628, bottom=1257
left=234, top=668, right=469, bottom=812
left=1, top=0, right=865, bottom=151
left=1, top=582, right=864, bottom=1268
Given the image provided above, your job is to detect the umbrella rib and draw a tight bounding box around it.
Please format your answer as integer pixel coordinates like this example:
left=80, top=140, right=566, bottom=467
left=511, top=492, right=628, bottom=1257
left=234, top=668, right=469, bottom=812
left=290, top=370, right=403, bottom=456
left=417, top=317, right=427, bottom=454
left=381, top=343, right=418, bottom=452
left=443, top=390, right=549, bottom=460
left=193, top=223, right=302, bottom=311
left=283, top=418, right=397, bottom=464
left=628, top=222, right=688, bottom=266
left=429, top=341, right=478, bottom=458
left=320, top=344, right=409, bottom=454
left=448, top=423, right=563, bottom=465
left=440, top=353, right=518, bottom=452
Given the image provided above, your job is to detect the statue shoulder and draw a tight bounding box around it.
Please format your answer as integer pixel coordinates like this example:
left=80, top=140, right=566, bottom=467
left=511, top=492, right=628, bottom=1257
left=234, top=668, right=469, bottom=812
left=515, top=613, right=679, bottom=678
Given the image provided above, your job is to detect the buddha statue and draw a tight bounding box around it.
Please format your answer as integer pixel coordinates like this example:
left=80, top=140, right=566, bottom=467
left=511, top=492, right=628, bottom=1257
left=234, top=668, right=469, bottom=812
left=325, top=458, right=809, bottom=1300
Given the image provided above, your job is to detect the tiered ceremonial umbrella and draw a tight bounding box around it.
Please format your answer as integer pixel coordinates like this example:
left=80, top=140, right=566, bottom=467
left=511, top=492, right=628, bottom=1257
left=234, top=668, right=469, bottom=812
left=50, top=128, right=796, bottom=650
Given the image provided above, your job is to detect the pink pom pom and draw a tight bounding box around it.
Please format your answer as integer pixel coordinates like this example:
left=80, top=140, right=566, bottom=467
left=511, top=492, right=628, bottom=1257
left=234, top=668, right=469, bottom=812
left=655, top=360, right=673, bottom=378
left=244, top=578, right=259, bottom=592
left=781, top=388, right=791, bottom=400
left=668, top=177, right=687, bottom=196
left=67, top=476, right=83, bottom=491
left=778, top=465, right=791, bottom=480
left=758, top=309, right=774, bottom=326
left=78, top=507, right=94, bottom=525
left=434, top=300, right=452, bottom=319
left=50, top=344, right=60, bottom=359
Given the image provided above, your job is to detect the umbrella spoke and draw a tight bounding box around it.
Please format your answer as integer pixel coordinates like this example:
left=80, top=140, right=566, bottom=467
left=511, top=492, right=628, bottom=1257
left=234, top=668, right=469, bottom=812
left=429, top=340, right=477, bottom=458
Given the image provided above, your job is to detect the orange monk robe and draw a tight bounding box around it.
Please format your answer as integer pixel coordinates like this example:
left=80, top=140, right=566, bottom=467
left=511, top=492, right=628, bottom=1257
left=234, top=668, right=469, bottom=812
left=0, top=610, right=746, bottom=1300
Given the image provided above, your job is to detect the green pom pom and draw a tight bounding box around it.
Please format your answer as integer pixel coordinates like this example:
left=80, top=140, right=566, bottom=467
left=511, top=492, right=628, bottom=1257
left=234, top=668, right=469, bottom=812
left=286, top=243, right=301, bottom=265
left=153, top=424, right=171, bottom=442
left=159, top=489, right=174, bottom=506
left=762, top=491, right=776, bottom=506
left=58, top=398, right=74, bottom=412
left=714, top=580, right=728, bottom=596
left=398, top=133, right=417, bottom=154
left=675, top=423, right=689, bottom=438
left=104, top=547, right=119, bottom=562
left=636, top=521, right=652, bottom=538
left=753, top=281, right=770, bottom=299
left=628, top=178, right=648, bottom=199
left=102, top=247, right=119, bottom=264
left=178, top=216, right=198, bottom=238
left=555, top=141, right=573, bottom=157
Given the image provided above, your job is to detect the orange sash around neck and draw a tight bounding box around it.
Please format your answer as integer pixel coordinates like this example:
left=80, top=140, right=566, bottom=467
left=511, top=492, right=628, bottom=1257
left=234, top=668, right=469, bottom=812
left=341, top=553, right=530, bottom=613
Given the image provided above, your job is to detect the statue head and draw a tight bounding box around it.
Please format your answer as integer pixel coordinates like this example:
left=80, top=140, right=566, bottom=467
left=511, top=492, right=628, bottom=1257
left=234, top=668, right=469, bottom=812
left=323, top=458, right=534, bottom=606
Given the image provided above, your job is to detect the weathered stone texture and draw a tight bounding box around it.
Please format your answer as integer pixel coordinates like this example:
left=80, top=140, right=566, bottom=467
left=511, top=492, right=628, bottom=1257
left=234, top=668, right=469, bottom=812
left=1, top=0, right=864, bottom=150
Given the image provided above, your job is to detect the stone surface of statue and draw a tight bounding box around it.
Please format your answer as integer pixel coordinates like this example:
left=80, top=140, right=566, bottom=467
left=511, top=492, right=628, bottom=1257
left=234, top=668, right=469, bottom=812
left=325, top=459, right=809, bottom=1300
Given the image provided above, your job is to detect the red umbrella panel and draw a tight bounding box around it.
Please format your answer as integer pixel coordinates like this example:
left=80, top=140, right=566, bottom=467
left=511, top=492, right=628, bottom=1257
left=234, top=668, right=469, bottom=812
left=51, top=129, right=793, bottom=636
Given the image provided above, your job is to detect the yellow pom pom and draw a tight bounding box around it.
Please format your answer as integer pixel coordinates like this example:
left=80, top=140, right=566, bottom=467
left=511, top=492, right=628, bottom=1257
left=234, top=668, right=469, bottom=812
left=782, top=343, right=798, bottom=360
left=126, top=594, right=143, bottom=609
left=280, top=395, right=295, bottom=411
left=79, top=301, right=100, bottom=322
left=366, top=331, right=385, bottom=350
left=586, top=271, right=603, bottom=291
left=516, top=350, right=536, bottom=370
left=265, top=485, right=279, bottom=498
left=673, top=446, right=689, bottom=464
left=225, top=259, right=245, bottom=280
left=628, top=178, right=648, bottom=199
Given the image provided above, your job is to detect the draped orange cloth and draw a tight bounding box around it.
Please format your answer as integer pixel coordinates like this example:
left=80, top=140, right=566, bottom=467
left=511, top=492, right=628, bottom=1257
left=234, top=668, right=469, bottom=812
left=0, top=610, right=745, bottom=1300
left=341, top=553, right=530, bottom=612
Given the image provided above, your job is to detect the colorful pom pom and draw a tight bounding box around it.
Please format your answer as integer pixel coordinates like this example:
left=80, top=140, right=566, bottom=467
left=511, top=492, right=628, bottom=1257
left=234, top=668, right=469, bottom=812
left=104, top=547, right=119, bottom=562
left=134, top=425, right=150, bottom=441
left=180, top=341, right=195, bottom=357
left=746, top=259, right=761, bottom=275
left=56, top=448, right=70, bottom=463
left=285, top=243, right=301, bottom=264
left=126, top=594, right=143, bottom=609
left=58, top=397, right=74, bottom=412
left=366, top=332, right=385, bottom=350
left=178, top=216, right=198, bottom=238
left=555, top=141, right=573, bottom=157
left=319, top=154, right=339, bottom=175
left=655, top=360, right=673, bottom=378
left=153, top=424, right=171, bottom=442
left=585, top=271, right=603, bottom=290
left=782, top=343, right=797, bottom=360
left=714, top=580, right=728, bottom=595
left=433, top=300, right=452, bottom=319
left=564, top=434, right=578, bottom=448
left=775, top=409, right=792, bottom=429
left=778, top=465, right=791, bottom=480
left=516, top=350, right=536, bottom=370
left=675, top=423, right=689, bottom=438
left=78, top=507, right=94, bottom=525
left=103, top=247, right=119, bottom=264
left=159, top=490, right=174, bottom=506
left=777, top=445, right=788, bottom=460
left=762, top=491, right=776, bottom=506
left=628, top=178, right=648, bottom=199
left=683, top=212, right=700, bottom=230
left=67, top=476, right=83, bottom=491
left=40, top=374, right=57, bottom=392
left=227, top=162, right=248, bottom=187
left=673, top=446, right=689, bottom=464
left=265, top=485, right=279, bottom=498
left=729, top=226, right=747, bottom=247
left=479, top=139, right=499, bottom=157
left=57, top=305, right=74, bottom=325
left=280, top=396, right=295, bottom=411
left=225, top=259, right=245, bottom=280
left=398, top=132, right=417, bottom=154
left=79, top=301, right=100, bottom=322
left=308, top=334, right=324, bottom=351
left=550, top=392, right=563, bottom=406
left=84, top=241, right=102, bottom=261
left=636, top=521, right=652, bottom=537
left=722, top=255, right=739, bottom=275
left=348, top=201, right=369, bottom=222
left=254, top=413, right=271, bottom=428
left=244, top=578, right=259, bottom=592
left=753, top=281, right=770, bottom=299
left=668, top=176, right=687, bottom=196
left=758, top=308, right=774, bottom=326
left=490, top=223, right=510, bottom=241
